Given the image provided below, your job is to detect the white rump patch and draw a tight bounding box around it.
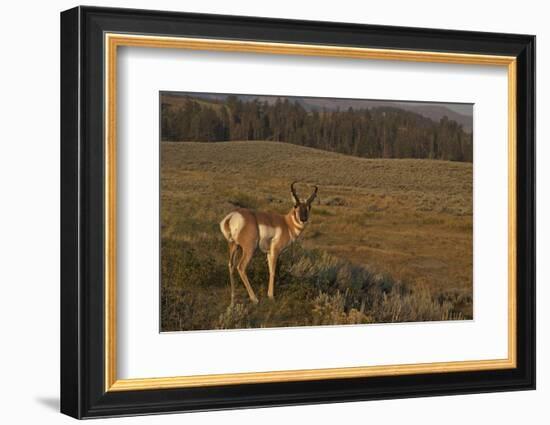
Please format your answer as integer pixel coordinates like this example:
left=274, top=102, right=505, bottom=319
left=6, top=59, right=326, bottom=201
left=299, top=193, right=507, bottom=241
left=220, top=211, right=245, bottom=242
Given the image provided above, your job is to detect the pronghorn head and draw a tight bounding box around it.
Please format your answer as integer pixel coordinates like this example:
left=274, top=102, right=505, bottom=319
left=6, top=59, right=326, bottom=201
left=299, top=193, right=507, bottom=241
left=290, top=181, right=318, bottom=224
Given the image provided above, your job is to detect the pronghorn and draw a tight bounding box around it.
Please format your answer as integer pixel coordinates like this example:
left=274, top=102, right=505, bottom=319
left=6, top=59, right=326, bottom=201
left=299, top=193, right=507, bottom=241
left=219, top=182, right=318, bottom=304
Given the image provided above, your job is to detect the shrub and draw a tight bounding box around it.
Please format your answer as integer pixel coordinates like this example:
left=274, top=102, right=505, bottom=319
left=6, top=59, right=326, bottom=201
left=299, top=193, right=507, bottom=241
left=324, top=196, right=347, bottom=206
left=226, top=191, right=259, bottom=209
left=161, top=237, right=469, bottom=331
left=312, top=291, right=372, bottom=325
left=218, top=303, right=251, bottom=329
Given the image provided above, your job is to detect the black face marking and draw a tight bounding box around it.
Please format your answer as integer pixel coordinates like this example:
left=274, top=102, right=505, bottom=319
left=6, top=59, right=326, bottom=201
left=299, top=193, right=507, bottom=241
left=296, top=204, right=310, bottom=222
left=291, top=183, right=316, bottom=223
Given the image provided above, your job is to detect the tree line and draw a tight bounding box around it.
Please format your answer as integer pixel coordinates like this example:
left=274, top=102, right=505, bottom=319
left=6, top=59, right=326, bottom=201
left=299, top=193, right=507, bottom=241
left=161, top=95, right=473, bottom=162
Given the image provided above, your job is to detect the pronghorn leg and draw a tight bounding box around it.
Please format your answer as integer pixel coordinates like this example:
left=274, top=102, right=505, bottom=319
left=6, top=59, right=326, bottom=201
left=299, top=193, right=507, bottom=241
left=236, top=246, right=259, bottom=304
left=267, top=248, right=280, bottom=300
left=228, top=242, right=240, bottom=306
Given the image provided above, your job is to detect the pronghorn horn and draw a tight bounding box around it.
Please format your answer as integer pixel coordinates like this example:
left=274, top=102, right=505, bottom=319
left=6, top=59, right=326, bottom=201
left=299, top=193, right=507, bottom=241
left=306, top=185, right=318, bottom=205
left=290, top=181, right=300, bottom=206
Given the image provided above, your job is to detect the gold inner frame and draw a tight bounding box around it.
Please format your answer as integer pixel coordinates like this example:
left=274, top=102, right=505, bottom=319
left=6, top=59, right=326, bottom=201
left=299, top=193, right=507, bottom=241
left=104, top=33, right=517, bottom=392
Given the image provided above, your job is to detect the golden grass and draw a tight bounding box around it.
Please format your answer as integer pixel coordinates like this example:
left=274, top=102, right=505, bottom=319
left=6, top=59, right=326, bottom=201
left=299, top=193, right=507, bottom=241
left=161, top=141, right=472, bottom=330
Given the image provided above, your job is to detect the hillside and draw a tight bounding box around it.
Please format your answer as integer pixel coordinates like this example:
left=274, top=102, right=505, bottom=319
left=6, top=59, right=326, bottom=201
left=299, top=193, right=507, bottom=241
left=160, top=93, right=473, bottom=162
left=161, top=141, right=473, bottom=331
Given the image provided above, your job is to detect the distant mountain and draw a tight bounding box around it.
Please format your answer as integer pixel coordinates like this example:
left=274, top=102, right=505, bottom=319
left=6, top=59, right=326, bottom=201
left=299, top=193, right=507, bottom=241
left=293, top=98, right=472, bottom=133
left=403, top=104, right=472, bottom=133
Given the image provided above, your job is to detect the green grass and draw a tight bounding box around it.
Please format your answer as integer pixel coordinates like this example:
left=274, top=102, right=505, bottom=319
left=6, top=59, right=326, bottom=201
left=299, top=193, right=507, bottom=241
left=160, top=141, right=472, bottom=331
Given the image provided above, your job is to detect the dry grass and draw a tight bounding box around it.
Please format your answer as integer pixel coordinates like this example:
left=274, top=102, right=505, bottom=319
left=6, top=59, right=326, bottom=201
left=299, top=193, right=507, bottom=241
left=161, top=141, right=472, bottom=331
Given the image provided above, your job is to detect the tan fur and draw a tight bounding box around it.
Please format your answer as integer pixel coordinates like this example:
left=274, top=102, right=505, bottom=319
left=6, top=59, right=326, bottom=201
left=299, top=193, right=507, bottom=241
left=220, top=196, right=314, bottom=304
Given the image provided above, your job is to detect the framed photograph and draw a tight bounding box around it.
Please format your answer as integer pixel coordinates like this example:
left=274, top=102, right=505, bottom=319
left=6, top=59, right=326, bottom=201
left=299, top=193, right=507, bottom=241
left=60, top=6, right=535, bottom=419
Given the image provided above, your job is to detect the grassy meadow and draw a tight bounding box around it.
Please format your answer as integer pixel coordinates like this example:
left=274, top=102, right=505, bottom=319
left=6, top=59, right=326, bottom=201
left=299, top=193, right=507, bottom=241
left=160, top=141, right=473, bottom=331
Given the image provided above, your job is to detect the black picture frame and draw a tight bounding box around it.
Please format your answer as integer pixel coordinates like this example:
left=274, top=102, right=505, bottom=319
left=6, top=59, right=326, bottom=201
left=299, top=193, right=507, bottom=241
left=61, top=5, right=535, bottom=419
